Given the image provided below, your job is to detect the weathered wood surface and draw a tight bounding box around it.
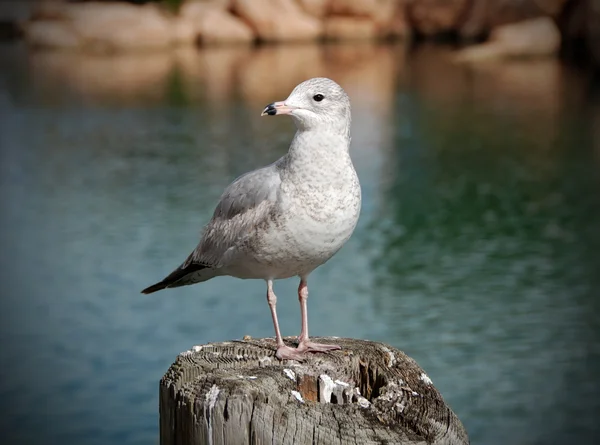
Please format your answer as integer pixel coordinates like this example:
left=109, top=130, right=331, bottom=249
left=160, top=337, right=469, bottom=445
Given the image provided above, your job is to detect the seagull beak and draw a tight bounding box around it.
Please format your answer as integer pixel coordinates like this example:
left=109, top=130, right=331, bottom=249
left=261, top=101, right=296, bottom=116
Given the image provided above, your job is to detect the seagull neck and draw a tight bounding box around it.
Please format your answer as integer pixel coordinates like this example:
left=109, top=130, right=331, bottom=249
left=287, top=129, right=351, bottom=163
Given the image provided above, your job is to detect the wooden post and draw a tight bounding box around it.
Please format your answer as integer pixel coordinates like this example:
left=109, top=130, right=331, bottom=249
left=160, top=337, right=469, bottom=445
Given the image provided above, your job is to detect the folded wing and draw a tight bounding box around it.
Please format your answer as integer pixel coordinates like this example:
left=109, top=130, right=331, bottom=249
left=141, top=161, right=283, bottom=294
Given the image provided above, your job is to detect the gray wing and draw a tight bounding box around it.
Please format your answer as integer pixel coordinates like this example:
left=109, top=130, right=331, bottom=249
left=141, top=161, right=283, bottom=293
left=212, top=162, right=282, bottom=220
left=185, top=161, right=283, bottom=268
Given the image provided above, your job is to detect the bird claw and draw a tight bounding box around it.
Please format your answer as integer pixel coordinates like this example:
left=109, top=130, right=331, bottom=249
left=275, top=342, right=341, bottom=361
left=276, top=345, right=307, bottom=361
left=298, top=341, right=341, bottom=354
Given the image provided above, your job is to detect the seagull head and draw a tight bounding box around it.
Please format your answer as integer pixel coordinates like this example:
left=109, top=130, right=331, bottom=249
left=261, top=77, right=351, bottom=135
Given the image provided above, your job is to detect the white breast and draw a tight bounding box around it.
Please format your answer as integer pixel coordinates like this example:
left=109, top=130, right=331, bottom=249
left=239, top=164, right=361, bottom=279
left=223, top=128, right=361, bottom=280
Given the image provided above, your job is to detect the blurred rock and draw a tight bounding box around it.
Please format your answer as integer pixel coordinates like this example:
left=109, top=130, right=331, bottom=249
left=24, top=1, right=175, bottom=51
left=178, top=0, right=254, bottom=44
left=24, top=19, right=80, bottom=49
left=296, top=0, right=328, bottom=18
left=457, top=0, right=490, bottom=40
left=30, top=0, right=65, bottom=21
left=406, top=0, right=570, bottom=39
left=192, top=0, right=231, bottom=7
left=63, top=2, right=173, bottom=50
left=458, top=0, right=569, bottom=40
left=454, top=17, right=560, bottom=62
left=196, top=10, right=254, bottom=44
left=372, top=0, right=410, bottom=38
left=490, top=17, right=561, bottom=56
left=171, top=14, right=197, bottom=45
left=535, top=0, right=570, bottom=16
left=325, top=17, right=376, bottom=40
left=16, top=0, right=599, bottom=72
left=232, top=0, right=322, bottom=41
left=324, top=0, right=410, bottom=40
left=329, top=0, right=378, bottom=16
left=407, top=0, right=469, bottom=36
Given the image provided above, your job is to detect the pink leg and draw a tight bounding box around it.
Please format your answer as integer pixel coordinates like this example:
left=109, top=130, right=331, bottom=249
left=297, top=278, right=341, bottom=354
left=266, top=280, right=306, bottom=361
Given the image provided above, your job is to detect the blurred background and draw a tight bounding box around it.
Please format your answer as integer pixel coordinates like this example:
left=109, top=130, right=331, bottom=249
left=1, top=0, right=599, bottom=444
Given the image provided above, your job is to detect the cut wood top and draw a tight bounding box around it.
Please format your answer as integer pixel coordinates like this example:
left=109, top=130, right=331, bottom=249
left=160, top=337, right=469, bottom=445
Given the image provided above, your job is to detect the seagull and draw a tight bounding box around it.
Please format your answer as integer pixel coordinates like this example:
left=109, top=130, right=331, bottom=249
left=142, top=77, right=361, bottom=361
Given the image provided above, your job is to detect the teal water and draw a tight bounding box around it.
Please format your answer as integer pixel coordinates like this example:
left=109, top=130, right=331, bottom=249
left=0, top=42, right=599, bottom=444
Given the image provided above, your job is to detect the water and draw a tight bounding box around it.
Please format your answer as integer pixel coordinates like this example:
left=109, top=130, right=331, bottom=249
left=0, top=42, right=599, bottom=445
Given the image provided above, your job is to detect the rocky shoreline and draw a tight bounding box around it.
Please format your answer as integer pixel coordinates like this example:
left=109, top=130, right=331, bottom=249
left=4, top=0, right=600, bottom=68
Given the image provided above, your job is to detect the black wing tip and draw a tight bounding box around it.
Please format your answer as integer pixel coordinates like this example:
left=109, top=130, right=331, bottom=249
left=141, top=262, right=208, bottom=295
left=141, top=282, right=167, bottom=294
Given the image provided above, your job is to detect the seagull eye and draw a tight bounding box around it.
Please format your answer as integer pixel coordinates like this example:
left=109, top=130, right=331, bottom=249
left=313, top=94, right=324, bottom=102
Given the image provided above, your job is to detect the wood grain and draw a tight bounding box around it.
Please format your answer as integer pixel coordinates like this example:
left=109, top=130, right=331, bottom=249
left=160, top=337, right=469, bottom=445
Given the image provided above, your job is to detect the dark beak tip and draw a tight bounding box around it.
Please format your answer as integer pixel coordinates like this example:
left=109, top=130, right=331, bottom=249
left=262, top=103, right=277, bottom=116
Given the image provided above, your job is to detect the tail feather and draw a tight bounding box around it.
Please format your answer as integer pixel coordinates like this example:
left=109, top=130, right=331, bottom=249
left=141, top=262, right=208, bottom=295
left=141, top=281, right=169, bottom=294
